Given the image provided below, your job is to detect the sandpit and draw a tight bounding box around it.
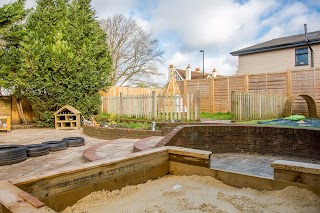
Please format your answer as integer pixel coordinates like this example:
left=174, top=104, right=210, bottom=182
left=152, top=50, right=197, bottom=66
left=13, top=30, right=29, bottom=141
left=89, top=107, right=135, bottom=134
left=62, top=175, right=320, bottom=213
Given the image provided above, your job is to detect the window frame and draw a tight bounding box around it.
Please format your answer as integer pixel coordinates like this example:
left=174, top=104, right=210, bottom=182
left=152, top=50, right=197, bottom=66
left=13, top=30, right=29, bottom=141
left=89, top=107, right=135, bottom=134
left=295, top=47, right=309, bottom=66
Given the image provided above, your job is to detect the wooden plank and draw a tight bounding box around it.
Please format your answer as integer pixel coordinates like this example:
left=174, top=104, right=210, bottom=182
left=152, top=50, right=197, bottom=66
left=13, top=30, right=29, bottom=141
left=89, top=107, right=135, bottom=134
left=286, top=69, right=292, bottom=97
left=274, top=169, right=320, bottom=187
left=272, top=160, right=320, bottom=175
left=0, top=180, right=54, bottom=213
left=18, top=151, right=169, bottom=200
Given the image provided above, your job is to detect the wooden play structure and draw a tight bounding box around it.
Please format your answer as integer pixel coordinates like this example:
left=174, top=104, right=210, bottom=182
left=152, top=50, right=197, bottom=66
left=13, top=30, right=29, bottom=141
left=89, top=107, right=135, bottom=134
left=0, top=115, right=11, bottom=132
left=54, top=105, right=81, bottom=130
left=164, top=65, right=181, bottom=95
left=283, top=94, right=318, bottom=118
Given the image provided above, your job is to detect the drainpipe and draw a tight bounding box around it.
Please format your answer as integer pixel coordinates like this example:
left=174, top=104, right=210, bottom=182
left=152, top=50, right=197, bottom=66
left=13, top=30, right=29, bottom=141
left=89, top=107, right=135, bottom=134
left=304, top=24, right=314, bottom=67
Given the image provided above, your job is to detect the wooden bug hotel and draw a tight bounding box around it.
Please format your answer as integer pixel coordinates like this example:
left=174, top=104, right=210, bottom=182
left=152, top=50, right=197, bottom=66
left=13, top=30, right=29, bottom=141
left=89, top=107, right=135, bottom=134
left=54, top=105, right=81, bottom=130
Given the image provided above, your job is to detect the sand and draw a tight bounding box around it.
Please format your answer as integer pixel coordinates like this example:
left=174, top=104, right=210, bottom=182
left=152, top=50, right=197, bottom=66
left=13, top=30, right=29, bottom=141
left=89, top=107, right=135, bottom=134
left=62, top=175, right=320, bottom=213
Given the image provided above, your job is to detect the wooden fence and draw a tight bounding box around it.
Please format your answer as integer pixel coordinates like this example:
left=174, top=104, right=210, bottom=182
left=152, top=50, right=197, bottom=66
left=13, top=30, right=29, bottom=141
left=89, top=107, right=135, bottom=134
left=177, top=67, right=320, bottom=116
left=100, top=86, right=163, bottom=96
left=231, top=91, right=287, bottom=122
left=101, top=92, right=200, bottom=121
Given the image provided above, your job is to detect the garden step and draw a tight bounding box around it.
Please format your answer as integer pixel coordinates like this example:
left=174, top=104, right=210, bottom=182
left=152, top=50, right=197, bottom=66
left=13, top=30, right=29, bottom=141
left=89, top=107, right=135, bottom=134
left=133, top=136, right=165, bottom=153
left=83, top=138, right=138, bottom=162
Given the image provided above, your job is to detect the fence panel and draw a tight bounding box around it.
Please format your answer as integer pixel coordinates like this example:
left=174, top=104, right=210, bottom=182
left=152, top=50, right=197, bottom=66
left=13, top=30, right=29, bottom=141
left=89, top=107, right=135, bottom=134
left=101, top=93, right=200, bottom=121
left=231, top=91, right=286, bottom=122
left=100, top=86, right=163, bottom=96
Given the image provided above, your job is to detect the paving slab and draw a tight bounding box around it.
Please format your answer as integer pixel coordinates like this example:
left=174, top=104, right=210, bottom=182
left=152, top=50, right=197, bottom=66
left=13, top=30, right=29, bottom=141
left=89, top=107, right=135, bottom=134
left=210, top=153, right=320, bottom=178
left=0, top=128, right=109, bottom=180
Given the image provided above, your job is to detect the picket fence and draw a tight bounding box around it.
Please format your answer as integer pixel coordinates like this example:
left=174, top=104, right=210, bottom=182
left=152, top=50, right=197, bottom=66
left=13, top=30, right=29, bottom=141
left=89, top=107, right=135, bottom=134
left=231, top=91, right=287, bottom=122
left=101, top=92, right=200, bottom=121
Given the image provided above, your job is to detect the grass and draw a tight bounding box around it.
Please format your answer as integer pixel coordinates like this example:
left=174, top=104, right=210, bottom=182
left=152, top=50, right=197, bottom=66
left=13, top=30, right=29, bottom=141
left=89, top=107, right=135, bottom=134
left=200, top=112, right=231, bottom=120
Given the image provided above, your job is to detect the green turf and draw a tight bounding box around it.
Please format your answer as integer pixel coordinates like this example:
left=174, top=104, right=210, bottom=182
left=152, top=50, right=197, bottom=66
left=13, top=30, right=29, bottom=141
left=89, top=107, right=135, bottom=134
left=200, top=112, right=231, bottom=120
left=236, top=119, right=274, bottom=125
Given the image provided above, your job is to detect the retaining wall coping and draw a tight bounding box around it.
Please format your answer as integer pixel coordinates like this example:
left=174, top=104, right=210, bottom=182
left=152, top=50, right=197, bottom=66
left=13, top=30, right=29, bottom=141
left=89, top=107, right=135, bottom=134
left=271, top=160, right=320, bottom=175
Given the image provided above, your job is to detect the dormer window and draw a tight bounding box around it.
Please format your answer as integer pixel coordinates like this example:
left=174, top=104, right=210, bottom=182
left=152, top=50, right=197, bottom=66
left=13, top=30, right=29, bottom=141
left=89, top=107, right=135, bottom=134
left=295, top=47, right=308, bottom=66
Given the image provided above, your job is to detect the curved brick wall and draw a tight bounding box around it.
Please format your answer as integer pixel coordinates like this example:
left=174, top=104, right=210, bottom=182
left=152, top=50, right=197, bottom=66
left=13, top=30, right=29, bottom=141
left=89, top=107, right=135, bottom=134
left=83, top=125, right=163, bottom=140
left=155, top=125, right=320, bottom=160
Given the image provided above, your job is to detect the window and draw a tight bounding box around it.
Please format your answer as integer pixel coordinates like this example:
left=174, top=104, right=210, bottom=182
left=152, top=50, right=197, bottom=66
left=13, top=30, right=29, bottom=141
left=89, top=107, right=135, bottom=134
left=295, top=47, right=308, bottom=66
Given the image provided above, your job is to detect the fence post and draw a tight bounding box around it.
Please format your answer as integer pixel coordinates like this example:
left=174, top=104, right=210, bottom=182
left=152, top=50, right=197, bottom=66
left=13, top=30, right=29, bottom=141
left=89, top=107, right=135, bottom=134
left=152, top=91, right=156, bottom=120
left=211, top=77, right=215, bottom=113
left=231, top=91, right=235, bottom=122
left=286, top=69, right=292, bottom=97
left=227, top=78, right=230, bottom=112
left=100, top=96, right=104, bottom=114
left=120, top=92, right=123, bottom=116
left=244, top=73, right=249, bottom=92
left=195, top=90, right=200, bottom=120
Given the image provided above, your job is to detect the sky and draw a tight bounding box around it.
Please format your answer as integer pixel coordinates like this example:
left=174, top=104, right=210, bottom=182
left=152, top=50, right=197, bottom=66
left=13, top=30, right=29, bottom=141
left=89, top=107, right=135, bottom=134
left=1, top=0, right=320, bottom=84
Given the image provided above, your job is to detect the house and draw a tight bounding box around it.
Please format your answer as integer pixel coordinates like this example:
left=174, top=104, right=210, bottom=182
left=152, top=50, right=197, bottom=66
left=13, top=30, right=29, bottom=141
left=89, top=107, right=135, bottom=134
left=230, top=30, right=320, bottom=75
left=168, top=64, right=214, bottom=82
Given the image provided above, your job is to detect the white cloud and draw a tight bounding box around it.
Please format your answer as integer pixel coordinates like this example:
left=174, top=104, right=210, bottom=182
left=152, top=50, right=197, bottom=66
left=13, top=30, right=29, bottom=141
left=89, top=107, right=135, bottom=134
left=146, top=0, right=320, bottom=77
left=152, top=0, right=277, bottom=49
left=2, top=0, right=320, bottom=82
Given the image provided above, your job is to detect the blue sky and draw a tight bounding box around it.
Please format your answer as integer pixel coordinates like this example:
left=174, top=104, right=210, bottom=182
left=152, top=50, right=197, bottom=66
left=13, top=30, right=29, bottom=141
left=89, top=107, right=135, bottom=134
left=2, top=0, right=320, bottom=84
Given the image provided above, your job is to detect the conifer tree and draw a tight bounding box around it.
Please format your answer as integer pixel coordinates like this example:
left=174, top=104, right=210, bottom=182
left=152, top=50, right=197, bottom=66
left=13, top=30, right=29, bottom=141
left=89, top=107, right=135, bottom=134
left=21, top=0, right=111, bottom=126
left=0, top=0, right=26, bottom=92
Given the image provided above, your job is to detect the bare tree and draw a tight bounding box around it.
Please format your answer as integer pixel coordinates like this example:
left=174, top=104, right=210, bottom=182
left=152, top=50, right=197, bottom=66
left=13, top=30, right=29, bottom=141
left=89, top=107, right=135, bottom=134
left=100, top=14, right=164, bottom=87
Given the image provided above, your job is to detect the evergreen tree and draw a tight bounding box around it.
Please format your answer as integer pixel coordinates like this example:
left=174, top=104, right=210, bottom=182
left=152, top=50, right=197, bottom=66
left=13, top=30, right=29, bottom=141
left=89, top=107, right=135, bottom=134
left=21, top=0, right=111, bottom=126
left=0, top=0, right=26, bottom=93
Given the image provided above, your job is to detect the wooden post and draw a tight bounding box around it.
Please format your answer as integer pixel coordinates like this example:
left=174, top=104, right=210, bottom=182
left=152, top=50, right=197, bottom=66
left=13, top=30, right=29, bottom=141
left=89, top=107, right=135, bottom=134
left=195, top=90, right=200, bottom=120
left=286, top=69, right=292, bottom=97
left=231, top=91, right=235, bottom=122
left=183, top=80, right=187, bottom=94
left=244, top=73, right=249, bottom=92
left=265, top=74, right=268, bottom=94
left=7, top=115, right=11, bottom=132
left=100, top=97, right=104, bottom=114
left=120, top=92, right=123, bottom=116
left=227, top=78, right=230, bottom=112
left=211, top=78, right=215, bottom=113
left=152, top=91, right=157, bottom=120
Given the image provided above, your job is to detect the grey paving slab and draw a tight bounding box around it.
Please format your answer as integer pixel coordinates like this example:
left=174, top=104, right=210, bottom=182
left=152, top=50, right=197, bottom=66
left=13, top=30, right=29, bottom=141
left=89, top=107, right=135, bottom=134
left=210, top=153, right=320, bottom=178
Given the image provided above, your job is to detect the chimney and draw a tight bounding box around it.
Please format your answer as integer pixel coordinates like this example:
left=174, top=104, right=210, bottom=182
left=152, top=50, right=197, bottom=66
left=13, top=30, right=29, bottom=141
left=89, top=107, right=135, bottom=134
left=168, top=64, right=174, bottom=78
left=186, top=64, right=191, bottom=80
left=195, top=68, right=200, bottom=72
left=212, top=68, right=217, bottom=78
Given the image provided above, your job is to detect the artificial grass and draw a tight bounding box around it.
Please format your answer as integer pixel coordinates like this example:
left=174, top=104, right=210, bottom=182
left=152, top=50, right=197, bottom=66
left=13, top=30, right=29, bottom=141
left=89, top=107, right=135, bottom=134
left=200, top=112, right=231, bottom=120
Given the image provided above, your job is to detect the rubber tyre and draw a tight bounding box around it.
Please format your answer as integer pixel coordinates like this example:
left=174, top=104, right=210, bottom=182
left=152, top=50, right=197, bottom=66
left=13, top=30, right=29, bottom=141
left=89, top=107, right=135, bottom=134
left=0, top=145, right=27, bottom=166
left=26, top=144, right=50, bottom=157
left=62, top=137, right=85, bottom=147
left=42, top=141, right=67, bottom=152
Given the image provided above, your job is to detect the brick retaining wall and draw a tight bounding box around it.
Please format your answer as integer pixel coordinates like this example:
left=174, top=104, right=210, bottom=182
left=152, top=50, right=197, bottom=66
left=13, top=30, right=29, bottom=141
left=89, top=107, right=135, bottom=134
left=156, top=125, right=320, bottom=159
left=83, top=125, right=163, bottom=140
left=96, top=117, right=227, bottom=134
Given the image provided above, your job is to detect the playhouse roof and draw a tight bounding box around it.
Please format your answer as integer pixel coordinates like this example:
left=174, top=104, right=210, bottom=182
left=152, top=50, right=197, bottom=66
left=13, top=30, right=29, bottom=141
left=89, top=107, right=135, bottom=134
left=54, top=105, right=81, bottom=115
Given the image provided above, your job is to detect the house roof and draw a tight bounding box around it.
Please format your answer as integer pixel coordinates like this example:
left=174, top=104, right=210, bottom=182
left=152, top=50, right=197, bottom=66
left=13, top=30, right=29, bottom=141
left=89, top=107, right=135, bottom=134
left=54, top=105, right=81, bottom=115
left=230, top=30, right=320, bottom=56
left=176, top=69, right=211, bottom=79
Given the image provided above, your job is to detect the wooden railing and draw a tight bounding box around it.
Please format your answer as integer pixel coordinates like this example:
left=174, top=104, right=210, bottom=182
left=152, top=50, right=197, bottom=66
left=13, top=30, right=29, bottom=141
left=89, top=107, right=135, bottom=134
left=101, top=92, right=200, bottom=121
left=231, top=91, right=286, bottom=122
